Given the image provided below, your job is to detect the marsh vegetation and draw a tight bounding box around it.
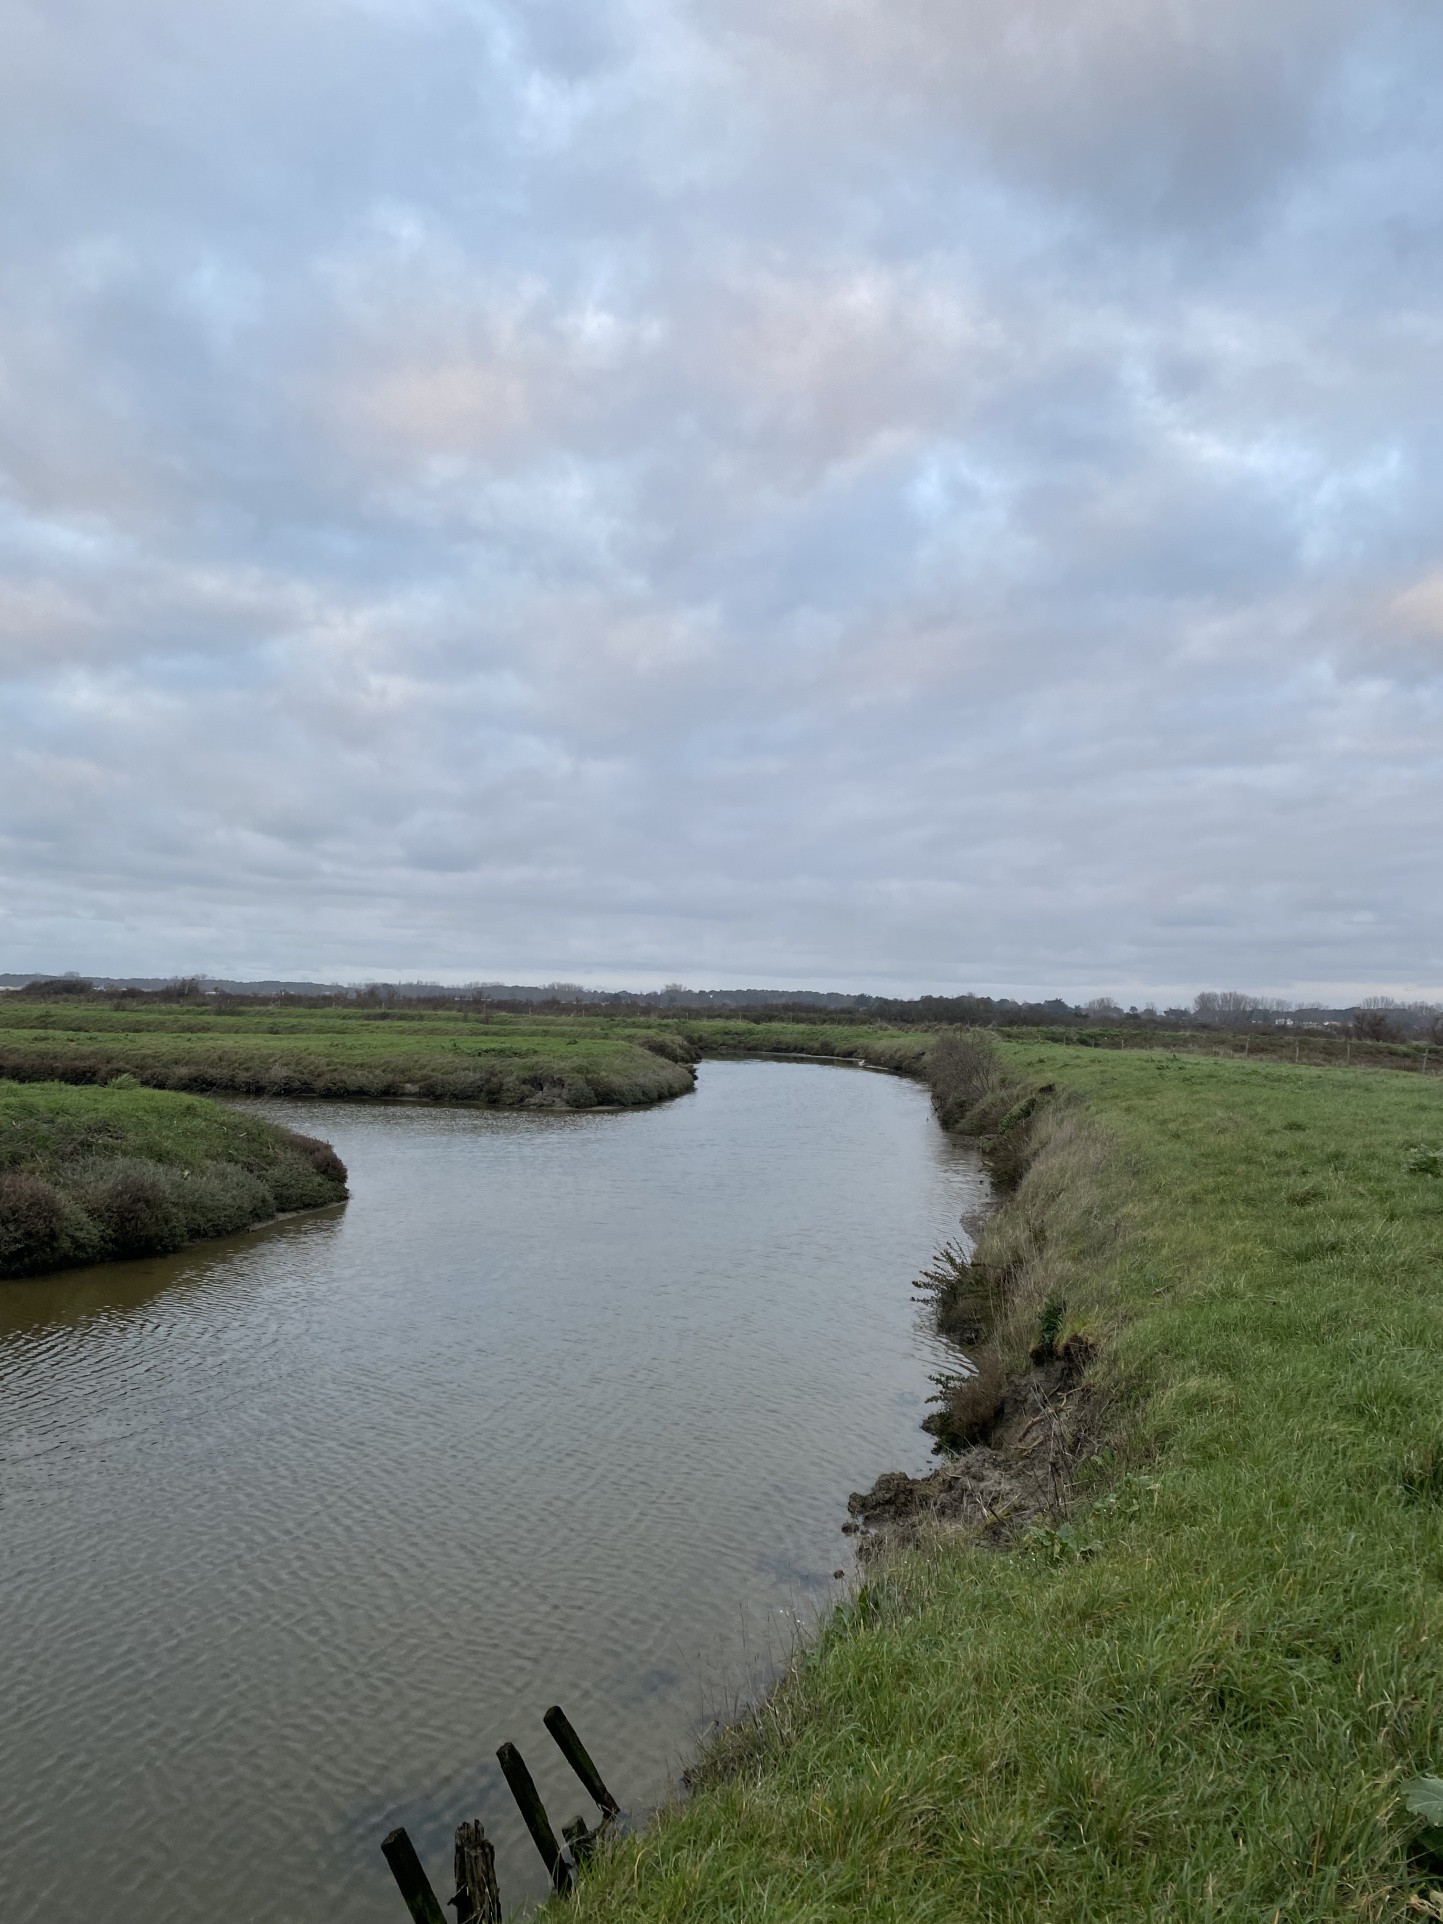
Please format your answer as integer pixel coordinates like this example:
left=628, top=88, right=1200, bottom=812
left=0, top=1080, right=347, bottom=1277
left=0, top=1001, right=699, bottom=1108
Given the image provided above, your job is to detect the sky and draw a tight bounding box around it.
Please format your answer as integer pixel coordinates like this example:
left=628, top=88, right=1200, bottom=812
left=2, top=0, right=1441, bottom=1003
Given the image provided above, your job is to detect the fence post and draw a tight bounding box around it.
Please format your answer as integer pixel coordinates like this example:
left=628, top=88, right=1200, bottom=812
left=381, top=1828, right=449, bottom=1924
left=544, top=1705, right=621, bottom=1819
left=453, top=1820, right=501, bottom=1924
left=497, top=1742, right=571, bottom=1894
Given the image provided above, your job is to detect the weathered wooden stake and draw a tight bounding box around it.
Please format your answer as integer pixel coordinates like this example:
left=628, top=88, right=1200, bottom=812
left=543, top=1704, right=621, bottom=1819
left=381, top=1827, right=450, bottom=1924
left=452, top=1819, right=502, bottom=1923
left=497, top=1741, right=572, bottom=1895
left=562, top=1816, right=595, bottom=1866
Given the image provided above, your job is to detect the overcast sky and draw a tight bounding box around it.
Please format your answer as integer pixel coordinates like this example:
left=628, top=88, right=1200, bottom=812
left=2, top=1, right=1440, bottom=1001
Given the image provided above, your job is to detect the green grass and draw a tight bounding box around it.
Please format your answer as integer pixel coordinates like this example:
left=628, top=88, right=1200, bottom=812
left=2, top=1001, right=1432, bottom=1112
left=565, top=1042, right=1443, bottom=1922
left=676, top=1020, right=932, bottom=1075
left=0, top=1079, right=348, bottom=1277
left=0, top=1002, right=700, bottom=1106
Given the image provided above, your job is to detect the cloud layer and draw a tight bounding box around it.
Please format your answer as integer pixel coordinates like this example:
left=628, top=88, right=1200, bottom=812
left=2, top=0, right=1440, bottom=998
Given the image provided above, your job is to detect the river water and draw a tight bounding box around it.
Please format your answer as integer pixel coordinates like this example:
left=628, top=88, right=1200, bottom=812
left=0, top=1060, right=987, bottom=1923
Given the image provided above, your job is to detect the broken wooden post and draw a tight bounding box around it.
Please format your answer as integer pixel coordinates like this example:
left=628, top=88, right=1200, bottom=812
left=451, top=1819, right=501, bottom=1924
left=381, top=1827, right=449, bottom=1924
left=543, top=1704, right=621, bottom=1819
left=562, top=1815, right=595, bottom=1866
left=497, top=1741, right=571, bottom=1895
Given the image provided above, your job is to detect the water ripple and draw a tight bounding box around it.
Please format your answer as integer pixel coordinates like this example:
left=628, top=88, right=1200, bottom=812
left=0, top=1062, right=988, bottom=1923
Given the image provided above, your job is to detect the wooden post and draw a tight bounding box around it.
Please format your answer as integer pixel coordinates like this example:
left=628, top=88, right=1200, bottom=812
left=497, top=1742, right=571, bottom=1894
left=544, top=1705, right=622, bottom=1819
left=563, top=1815, right=595, bottom=1866
left=381, top=1828, right=449, bottom=1924
left=452, top=1820, right=501, bottom=1924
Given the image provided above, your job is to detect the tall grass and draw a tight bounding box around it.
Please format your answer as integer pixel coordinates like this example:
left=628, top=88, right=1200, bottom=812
left=564, top=1042, right=1443, bottom=1922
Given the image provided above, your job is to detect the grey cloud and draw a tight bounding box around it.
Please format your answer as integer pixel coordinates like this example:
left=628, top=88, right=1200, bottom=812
left=1, top=0, right=1440, bottom=997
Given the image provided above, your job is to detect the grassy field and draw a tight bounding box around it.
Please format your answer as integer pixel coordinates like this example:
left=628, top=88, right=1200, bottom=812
left=675, top=1019, right=932, bottom=1074
left=0, top=1079, right=348, bottom=1277
left=564, top=1041, right=1443, bottom=1922
left=0, top=999, right=1434, bottom=1111
left=0, top=1001, right=698, bottom=1106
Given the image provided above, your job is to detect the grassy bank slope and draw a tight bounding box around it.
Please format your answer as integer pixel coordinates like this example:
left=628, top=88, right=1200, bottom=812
left=0, top=1080, right=348, bottom=1278
left=0, top=1003, right=697, bottom=1107
left=570, top=1042, right=1443, bottom=1921
left=679, top=1019, right=932, bottom=1075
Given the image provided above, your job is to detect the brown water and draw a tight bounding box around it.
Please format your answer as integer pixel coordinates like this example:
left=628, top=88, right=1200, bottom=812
left=0, top=1060, right=987, bottom=1922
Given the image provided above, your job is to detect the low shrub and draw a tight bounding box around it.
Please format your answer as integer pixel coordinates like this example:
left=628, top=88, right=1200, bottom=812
left=263, top=1148, right=346, bottom=1213
left=71, top=1156, right=188, bottom=1258
left=923, top=1349, right=1007, bottom=1448
left=0, top=1172, right=70, bottom=1272
left=279, top=1129, right=348, bottom=1187
left=177, top=1163, right=277, bottom=1240
left=926, top=1027, right=1002, bottom=1127
left=637, top=1033, right=698, bottom=1064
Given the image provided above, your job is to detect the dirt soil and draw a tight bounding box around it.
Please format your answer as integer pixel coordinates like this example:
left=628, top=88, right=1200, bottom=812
left=846, top=1355, right=1100, bottom=1550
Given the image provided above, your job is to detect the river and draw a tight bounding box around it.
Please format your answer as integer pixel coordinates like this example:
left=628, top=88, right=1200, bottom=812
left=0, top=1060, right=988, bottom=1922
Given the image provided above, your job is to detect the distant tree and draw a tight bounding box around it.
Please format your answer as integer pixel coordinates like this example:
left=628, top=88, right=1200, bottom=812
left=1351, top=1007, right=1401, bottom=1042
left=1194, top=991, right=1293, bottom=1026
left=17, top=975, right=93, bottom=998
left=160, top=977, right=206, bottom=1000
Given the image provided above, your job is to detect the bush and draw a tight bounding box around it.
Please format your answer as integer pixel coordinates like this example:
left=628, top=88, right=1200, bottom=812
left=71, top=1157, right=187, bottom=1258
left=278, top=1129, right=348, bottom=1189
left=923, top=1349, right=1006, bottom=1449
left=177, top=1163, right=276, bottom=1240
left=1352, top=1009, right=1401, bottom=1042
left=15, top=976, right=93, bottom=998
left=636, top=1033, right=698, bottom=1064
left=927, top=1027, right=1001, bottom=1127
left=263, top=1138, right=348, bottom=1212
left=0, top=1172, right=70, bottom=1273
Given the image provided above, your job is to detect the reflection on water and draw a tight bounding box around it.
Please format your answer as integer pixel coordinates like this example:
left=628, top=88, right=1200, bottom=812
left=0, top=1061, right=988, bottom=1923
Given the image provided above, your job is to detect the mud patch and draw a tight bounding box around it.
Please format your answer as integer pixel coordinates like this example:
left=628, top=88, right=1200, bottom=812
left=847, top=1367, right=1100, bottom=1551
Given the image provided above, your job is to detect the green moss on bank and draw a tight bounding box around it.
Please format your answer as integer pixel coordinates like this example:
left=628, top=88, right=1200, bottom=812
left=0, top=1080, right=348, bottom=1278
left=568, top=1042, right=1443, bottom=1922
